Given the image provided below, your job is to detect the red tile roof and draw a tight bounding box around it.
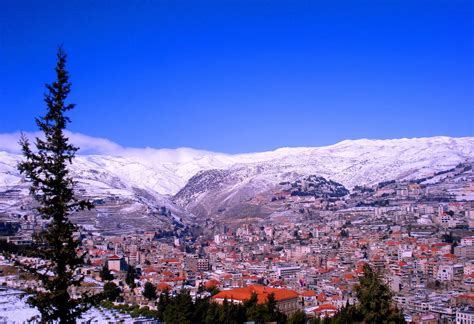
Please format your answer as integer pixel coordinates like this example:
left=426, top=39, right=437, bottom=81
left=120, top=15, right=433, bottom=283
left=204, top=279, right=221, bottom=289
left=212, top=285, right=298, bottom=304
left=315, top=304, right=337, bottom=312
left=301, top=290, right=317, bottom=297
left=157, top=282, right=171, bottom=291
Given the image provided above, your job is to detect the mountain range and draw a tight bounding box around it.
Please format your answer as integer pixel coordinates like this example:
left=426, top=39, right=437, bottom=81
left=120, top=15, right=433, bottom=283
left=0, top=136, right=473, bottom=230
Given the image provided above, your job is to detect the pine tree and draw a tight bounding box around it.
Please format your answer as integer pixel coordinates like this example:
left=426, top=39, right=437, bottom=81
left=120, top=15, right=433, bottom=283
left=143, top=281, right=157, bottom=300
left=219, top=298, right=245, bottom=324
left=354, top=265, right=405, bottom=323
left=263, top=293, right=286, bottom=323
left=287, top=310, right=308, bottom=324
left=103, top=282, right=121, bottom=302
left=126, top=265, right=137, bottom=288
left=193, top=296, right=211, bottom=323
left=99, top=265, right=114, bottom=281
left=243, top=292, right=261, bottom=322
left=204, top=300, right=222, bottom=324
left=163, top=289, right=194, bottom=324
left=17, top=47, right=96, bottom=323
left=331, top=264, right=405, bottom=323
left=157, top=289, right=171, bottom=320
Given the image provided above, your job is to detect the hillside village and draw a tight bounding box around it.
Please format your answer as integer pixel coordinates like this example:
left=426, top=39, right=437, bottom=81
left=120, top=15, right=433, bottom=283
left=0, top=161, right=473, bottom=322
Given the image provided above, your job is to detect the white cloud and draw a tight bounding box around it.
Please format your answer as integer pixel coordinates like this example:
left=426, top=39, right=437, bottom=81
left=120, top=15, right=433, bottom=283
left=0, top=131, right=122, bottom=155
left=0, top=131, right=227, bottom=164
left=0, top=132, right=38, bottom=154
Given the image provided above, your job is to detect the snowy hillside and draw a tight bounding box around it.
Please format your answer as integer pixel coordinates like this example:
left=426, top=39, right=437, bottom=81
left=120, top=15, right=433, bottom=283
left=0, top=136, right=473, bottom=197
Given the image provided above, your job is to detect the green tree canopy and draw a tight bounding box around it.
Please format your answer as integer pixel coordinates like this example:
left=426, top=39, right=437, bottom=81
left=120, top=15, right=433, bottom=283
left=125, top=265, right=137, bottom=288
left=103, top=282, right=121, bottom=302
left=99, top=265, right=114, bottom=281
left=143, top=281, right=157, bottom=300
left=163, top=289, right=194, bottom=324
left=354, top=265, right=405, bottom=323
left=329, top=265, right=405, bottom=324
left=16, top=47, right=96, bottom=323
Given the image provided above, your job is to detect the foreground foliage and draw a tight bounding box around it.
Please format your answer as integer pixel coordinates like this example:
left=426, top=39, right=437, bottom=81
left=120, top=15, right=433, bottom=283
left=100, top=266, right=405, bottom=324
left=102, top=289, right=288, bottom=324
left=105, top=264, right=403, bottom=324
left=313, top=265, right=406, bottom=324
left=15, top=47, right=97, bottom=322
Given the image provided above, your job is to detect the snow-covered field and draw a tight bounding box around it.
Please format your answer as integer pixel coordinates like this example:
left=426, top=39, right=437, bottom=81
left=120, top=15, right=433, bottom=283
left=0, top=289, right=39, bottom=323
left=0, top=288, right=156, bottom=323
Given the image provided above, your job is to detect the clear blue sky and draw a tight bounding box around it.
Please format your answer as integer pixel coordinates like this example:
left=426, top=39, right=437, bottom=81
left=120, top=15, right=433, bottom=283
left=1, top=0, right=473, bottom=153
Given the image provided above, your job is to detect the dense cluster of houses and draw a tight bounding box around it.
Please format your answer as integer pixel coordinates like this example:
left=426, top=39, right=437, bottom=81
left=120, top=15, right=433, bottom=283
left=1, top=196, right=473, bottom=322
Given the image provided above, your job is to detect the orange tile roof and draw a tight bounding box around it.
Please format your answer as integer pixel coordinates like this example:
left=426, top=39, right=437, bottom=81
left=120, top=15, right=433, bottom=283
left=143, top=266, right=160, bottom=273
left=212, top=285, right=298, bottom=304
left=315, top=304, right=337, bottom=312
left=386, top=241, right=400, bottom=246
left=204, top=279, right=220, bottom=289
left=317, top=292, right=326, bottom=302
left=301, top=290, right=317, bottom=297
left=157, top=282, right=171, bottom=291
left=161, top=258, right=179, bottom=263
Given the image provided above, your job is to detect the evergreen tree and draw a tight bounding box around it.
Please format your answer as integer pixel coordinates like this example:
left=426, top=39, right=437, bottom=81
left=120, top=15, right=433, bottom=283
left=143, top=282, right=157, bottom=300
left=326, top=301, right=354, bottom=324
left=103, top=282, right=121, bottom=302
left=125, top=265, right=137, bottom=288
left=193, top=296, right=211, bottom=323
left=354, top=265, right=405, bottom=323
left=287, top=310, right=308, bottom=324
left=330, top=264, right=405, bottom=323
left=17, top=47, right=96, bottom=323
left=163, top=289, right=194, bottom=324
left=243, top=292, right=261, bottom=322
left=219, top=298, right=245, bottom=324
left=263, top=293, right=286, bottom=323
left=207, top=286, right=220, bottom=296
left=309, top=318, right=322, bottom=324
left=99, top=265, right=114, bottom=281
left=204, top=300, right=222, bottom=324
left=157, top=289, right=171, bottom=320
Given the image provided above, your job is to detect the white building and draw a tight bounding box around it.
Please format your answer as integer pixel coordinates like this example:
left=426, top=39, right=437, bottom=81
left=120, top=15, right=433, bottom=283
left=456, top=307, right=474, bottom=324
left=436, top=264, right=463, bottom=282
left=462, top=237, right=474, bottom=246
left=275, top=265, right=301, bottom=278
left=107, top=255, right=126, bottom=272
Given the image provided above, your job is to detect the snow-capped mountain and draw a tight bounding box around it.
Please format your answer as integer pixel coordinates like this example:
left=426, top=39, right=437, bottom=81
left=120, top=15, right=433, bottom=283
left=0, top=136, right=473, bottom=225
left=0, top=136, right=473, bottom=195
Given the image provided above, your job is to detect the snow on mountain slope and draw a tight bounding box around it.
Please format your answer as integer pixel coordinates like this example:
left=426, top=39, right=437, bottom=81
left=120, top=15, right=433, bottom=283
left=0, top=136, right=472, bottom=197
left=173, top=137, right=474, bottom=219
left=234, top=136, right=474, bottom=187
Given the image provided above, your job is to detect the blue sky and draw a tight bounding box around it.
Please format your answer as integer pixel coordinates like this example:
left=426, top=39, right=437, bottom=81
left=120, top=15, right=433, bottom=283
left=1, top=1, right=473, bottom=153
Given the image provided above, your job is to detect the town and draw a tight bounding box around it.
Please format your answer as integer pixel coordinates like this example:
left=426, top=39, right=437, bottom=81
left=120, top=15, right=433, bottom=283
left=1, top=161, right=473, bottom=323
